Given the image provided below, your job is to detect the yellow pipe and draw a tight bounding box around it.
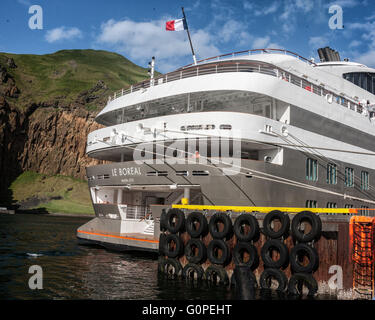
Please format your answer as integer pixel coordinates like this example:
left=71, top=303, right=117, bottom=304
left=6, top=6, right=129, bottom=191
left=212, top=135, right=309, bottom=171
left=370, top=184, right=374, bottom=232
left=171, top=204, right=357, bottom=214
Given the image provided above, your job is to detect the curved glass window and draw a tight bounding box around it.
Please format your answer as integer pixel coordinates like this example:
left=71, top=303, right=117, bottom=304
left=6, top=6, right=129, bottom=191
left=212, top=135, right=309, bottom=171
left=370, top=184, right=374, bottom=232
left=343, top=72, right=375, bottom=94
left=96, top=90, right=280, bottom=126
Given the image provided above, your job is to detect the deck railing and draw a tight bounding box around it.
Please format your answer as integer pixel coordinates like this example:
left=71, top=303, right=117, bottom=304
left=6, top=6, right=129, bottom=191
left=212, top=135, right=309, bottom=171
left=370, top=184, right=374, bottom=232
left=125, top=205, right=150, bottom=220
left=107, top=56, right=368, bottom=118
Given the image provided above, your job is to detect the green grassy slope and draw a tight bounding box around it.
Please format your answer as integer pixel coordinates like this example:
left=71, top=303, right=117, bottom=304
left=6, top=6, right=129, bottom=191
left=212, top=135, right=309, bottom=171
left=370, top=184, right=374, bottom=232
left=0, top=49, right=152, bottom=214
left=10, top=171, right=94, bottom=215
left=0, top=49, right=149, bottom=109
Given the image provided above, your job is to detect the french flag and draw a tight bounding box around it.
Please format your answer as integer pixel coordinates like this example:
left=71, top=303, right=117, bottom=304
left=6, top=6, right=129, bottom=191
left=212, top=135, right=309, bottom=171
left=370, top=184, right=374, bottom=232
left=166, top=18, right=187, bottom=31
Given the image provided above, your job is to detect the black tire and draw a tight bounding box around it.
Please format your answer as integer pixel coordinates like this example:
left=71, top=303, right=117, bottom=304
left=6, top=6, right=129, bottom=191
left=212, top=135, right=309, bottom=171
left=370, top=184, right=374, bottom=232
left=288, top=273, right=318, bottom=297
left=208, top=212, right=233, bottom=239
left=205, top=265, right=229, bottom=285
left=260, top=268, right=288, bottom=292
left=233, top=213, right=260, bottom=242
left=157, top=256, right=165, bottom=273
left=290, top=243, right=319, bottom=273
left=207, top=239, right=231, bottom=265
left=158, top=233, right=166, bottom=256
left=186, top=211, right=208, bottom=238
left=163, top=234, right=184, bottom=258
left=160, top=258, right=182, bottom=278
left=231, top=268, right=258, bottom=288
left=233, top=242, right=259, bottom=270
left=182, top=263, right=204, bottom=281
left=291, top=211, right=322, bottom=243
left=261, top=239, right=289, bottom=269
left=263, top=210, right=290, bottom=239
left=165, top=208, right=185, bottom=234
left=160, top=209, right=168, bottom=232
left=185, top=239, right=207, bottom=264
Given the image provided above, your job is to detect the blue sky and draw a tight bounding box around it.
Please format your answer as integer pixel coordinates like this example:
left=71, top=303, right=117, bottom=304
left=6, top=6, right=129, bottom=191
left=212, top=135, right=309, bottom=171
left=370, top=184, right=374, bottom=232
left=1, top=0, right=375, bottom=72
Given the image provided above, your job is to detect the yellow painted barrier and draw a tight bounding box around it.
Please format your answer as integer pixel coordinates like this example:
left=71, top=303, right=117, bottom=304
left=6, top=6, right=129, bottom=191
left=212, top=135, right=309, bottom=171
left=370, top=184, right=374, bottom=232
left=171, top=204, right=358, bottom=215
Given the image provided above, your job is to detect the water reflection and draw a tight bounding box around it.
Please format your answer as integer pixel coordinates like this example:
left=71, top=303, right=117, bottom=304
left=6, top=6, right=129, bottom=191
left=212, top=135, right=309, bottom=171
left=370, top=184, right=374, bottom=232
left=0, top=214, right=333, bottom=300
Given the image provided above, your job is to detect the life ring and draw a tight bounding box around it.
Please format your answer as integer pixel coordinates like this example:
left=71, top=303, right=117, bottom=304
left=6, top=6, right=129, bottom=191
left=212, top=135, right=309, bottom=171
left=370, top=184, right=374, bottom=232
left=233, top=242, right=259, bottom=270
left=231, top=267, right=258, bottom=288
left=165, top=208, right=185, bottom=234
left=261, top=239, right=289, bottom=269
left=158, top=233, right=166, bottom=256
left=186, top=211, right=208, bottom=238
left=208, top=212, right=233, bottom=239
left=185, top=239, right=207, bottom=264
left=263, top=210, right=290, bottom=239
left=287, top=273, right=318, bottom=297
left=163, top=233, right=184, bottom=258
left=182, top=263, right=204, bottom=281
left=204, top=265, right=229, bottom=286
left=207, top=239, right=231, bottom=265
left=159, top=258, right=182, bottom=278
left=259, top=268, right=288, bottom=292
left=290, top=243, right=319, bottom=273
left=233, top=213, right=260, bottom=242
left=291, top=211, right=322, bottom=242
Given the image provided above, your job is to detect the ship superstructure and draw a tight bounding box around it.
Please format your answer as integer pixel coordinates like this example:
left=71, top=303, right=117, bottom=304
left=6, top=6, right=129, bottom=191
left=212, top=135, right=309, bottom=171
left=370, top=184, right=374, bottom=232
left=77, top=48, right=375, bottom=251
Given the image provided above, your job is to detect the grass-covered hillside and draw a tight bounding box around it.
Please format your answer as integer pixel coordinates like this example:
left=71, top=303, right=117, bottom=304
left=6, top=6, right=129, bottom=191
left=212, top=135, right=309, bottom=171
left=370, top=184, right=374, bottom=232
left=10, top=171, right=94, bottom=215
left=0, top=49, right=149, bottom=110
left=0, top=49, right=151, bottom=214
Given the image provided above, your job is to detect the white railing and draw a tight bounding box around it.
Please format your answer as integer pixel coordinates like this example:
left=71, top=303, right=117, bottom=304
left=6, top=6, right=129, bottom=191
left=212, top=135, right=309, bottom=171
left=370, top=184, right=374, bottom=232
left=106, top=57, right=367, bottom=118
left=124, top=205, right=150, bottom=220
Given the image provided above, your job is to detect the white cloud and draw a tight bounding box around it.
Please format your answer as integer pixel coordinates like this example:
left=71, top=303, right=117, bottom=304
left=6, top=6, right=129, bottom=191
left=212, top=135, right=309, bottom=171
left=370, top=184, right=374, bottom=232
left=252, top=36, right=271, bottom=48
left=243, top=1, right=254, bottom=10
left=96, top=19, right=220, bottom=72
left=308, top=36, right=329, bottom=48
left=255, top=2, right=279, bottom=16
left=349, top=40, right=361, bottom=48
left=355, top=50, right=375, bottom=67
left=325, top=0, right=361, bottom=8
left=17, top=0, right=31, bottom=6
left=45, top=27, right=83, bottom=43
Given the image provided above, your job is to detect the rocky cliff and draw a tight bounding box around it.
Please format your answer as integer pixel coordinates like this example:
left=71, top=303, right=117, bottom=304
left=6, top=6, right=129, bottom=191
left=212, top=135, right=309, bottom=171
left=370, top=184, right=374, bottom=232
left=0, top=50, right=148, bottom=206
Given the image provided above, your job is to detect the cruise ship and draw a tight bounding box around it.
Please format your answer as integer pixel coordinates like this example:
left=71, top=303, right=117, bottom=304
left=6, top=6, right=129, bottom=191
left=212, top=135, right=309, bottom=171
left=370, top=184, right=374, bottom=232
left=77, top=47, right=375, bottom=251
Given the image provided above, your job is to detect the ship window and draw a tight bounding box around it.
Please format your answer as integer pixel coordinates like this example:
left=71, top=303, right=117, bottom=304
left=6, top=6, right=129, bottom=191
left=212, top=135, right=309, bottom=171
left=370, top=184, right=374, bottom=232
left=345, top=204, right=354, bottom=208
left=326, top=202, right=337, bottom=208
left=361, top=171, right=369, bottom=190
left=97, top=174, right=110, bottom=180
left=219, top=124, right=232, bottom=130
left=146, top=171, right=168, bottom=176
left=343, top=72, right=375, bottom=95
left=241, top=150, right=259, bottom=160
left=306, top=158, right=318, bottom=181
left=306, top=200, right=317, bottom=208
left=361, top=206, right=369, bottom=216
left=345, top=167, right=354, bottom=187
left=176, top=171, right=188, bottom=176
left=192, top=170, right=209, bottom=176
left=327, top=163, right=337, bottom=184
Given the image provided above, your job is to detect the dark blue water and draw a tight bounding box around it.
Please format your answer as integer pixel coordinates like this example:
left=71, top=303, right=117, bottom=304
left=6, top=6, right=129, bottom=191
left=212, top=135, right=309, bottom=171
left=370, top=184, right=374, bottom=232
left=0, top=214, right=239, bottom=300
left=0, top=213, right=333, bottom=300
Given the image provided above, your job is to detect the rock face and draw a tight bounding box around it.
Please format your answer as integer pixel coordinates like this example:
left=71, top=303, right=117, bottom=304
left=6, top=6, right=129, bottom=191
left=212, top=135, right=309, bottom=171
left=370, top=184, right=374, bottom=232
left=22, top=107, right=103, bottom=179
left=0, top=60, right=107, bottom=205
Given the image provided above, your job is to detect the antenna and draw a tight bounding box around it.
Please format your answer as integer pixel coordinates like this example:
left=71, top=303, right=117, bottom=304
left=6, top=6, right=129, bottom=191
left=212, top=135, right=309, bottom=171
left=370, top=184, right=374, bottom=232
left=181, top=7, right=197, bottom=65
left=148, top=56, right=155, bottom=86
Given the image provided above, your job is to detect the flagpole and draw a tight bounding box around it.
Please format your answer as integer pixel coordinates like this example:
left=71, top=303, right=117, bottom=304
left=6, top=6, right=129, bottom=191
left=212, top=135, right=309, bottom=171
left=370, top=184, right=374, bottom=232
left=181, top=7, right=197, bottom=65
